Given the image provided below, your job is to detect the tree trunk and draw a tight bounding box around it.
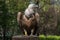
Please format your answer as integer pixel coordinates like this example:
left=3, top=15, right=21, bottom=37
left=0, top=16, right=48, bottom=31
left=12, top=35, right=39, bottom=40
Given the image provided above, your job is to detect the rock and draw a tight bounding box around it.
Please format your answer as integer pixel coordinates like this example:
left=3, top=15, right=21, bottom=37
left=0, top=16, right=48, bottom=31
left=12, top=35, right=39, bottom=40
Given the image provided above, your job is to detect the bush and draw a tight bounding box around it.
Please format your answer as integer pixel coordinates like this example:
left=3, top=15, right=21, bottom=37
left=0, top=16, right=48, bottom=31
left=39, top=35, right=60, bottom=40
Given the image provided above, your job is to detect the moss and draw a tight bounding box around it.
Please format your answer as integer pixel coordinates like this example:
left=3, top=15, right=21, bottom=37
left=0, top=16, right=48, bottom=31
left=39, top=35, right=60, bottom=40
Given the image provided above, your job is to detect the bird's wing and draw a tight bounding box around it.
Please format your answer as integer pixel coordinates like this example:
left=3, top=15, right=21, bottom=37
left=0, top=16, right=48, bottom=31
left=17, top=12, right=22, bottom=24
left=35, top=13, right=40, bottom=21
left=35, top=13, right=40, bottom=26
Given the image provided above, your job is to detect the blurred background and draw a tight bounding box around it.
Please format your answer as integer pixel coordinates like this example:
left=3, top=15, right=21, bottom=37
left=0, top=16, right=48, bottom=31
left=0, top=0, right=60, bottom=40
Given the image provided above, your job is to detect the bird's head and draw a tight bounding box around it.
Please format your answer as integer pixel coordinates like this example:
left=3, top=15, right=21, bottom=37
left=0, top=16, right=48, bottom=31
left=28, top=4, right=38, bottom=9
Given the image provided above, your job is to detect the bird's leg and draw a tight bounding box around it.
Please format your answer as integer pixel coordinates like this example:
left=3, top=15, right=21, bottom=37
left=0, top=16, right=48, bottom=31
left=24, top=29, right=28, bottom=36
left=31, top=29, right=34, bottom=35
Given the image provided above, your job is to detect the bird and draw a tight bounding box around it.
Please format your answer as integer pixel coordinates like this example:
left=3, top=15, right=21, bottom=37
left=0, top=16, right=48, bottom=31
left=17, top=3, right=40, bottom=36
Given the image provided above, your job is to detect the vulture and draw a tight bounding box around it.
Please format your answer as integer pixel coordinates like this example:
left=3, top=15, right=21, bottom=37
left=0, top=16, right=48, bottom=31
left=17, top=4, right=40, bottom=36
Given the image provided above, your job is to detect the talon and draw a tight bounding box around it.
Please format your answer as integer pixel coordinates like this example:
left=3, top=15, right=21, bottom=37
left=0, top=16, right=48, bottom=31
left=31, top=29, right=34, bottom=35
left=25, top=31, right=27, bottom=35
left=24, top=29, right=28, bottom=36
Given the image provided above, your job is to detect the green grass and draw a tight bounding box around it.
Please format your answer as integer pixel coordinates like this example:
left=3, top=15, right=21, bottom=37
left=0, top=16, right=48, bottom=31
left=39, top=35, right=60, bottom=40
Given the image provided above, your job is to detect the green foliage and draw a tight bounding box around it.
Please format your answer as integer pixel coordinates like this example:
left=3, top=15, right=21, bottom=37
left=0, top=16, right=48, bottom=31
left=39, top=35, right=60, bottom=40
left=2, top=0, right=30, bottom=36
left=0, top=0, right=60, bottom=37
left=0, top=0, right=60, bottom=40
